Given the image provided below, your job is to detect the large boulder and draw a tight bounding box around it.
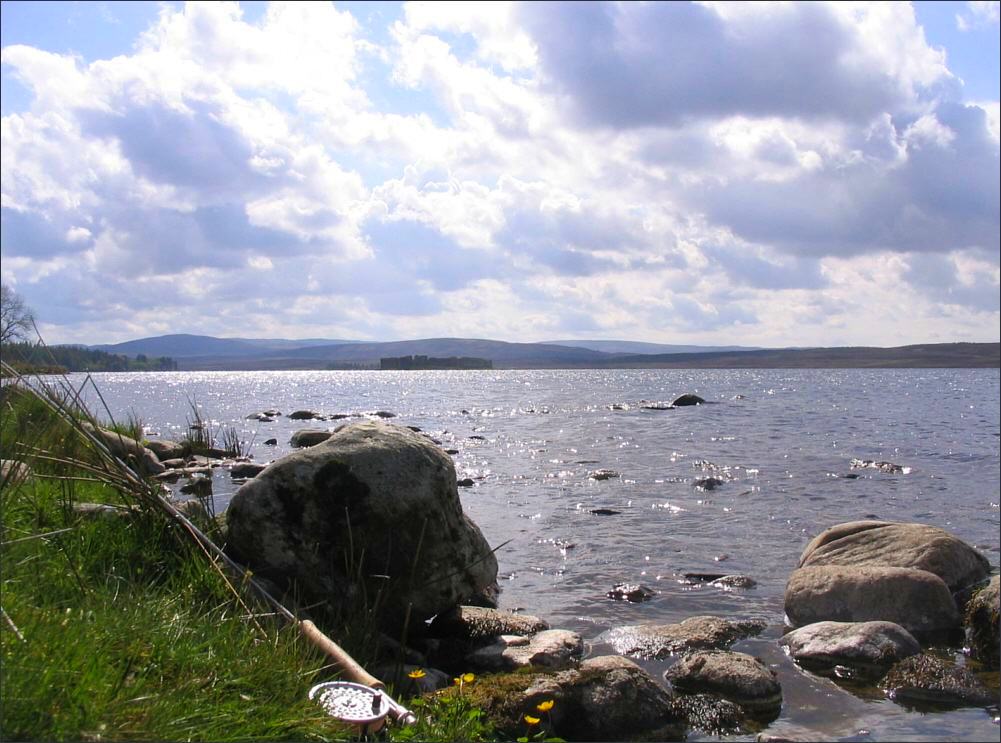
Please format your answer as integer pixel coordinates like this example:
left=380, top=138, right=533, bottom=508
left=601, top=616, right=766, bottom=660
left=225, top=421, right=498, bottom=632
left=145, top=439, right=185, bottom=461
left=779, top=620, right=921, bottom=677
left=465, top=629, right=583, bottom=671
left=784, top=566, right=960, bottom=634
left=965, top=575, right=999, bottom=670
left=428, top=606, right=550, bottom=642
left=797, top=521, right=990, bottom=594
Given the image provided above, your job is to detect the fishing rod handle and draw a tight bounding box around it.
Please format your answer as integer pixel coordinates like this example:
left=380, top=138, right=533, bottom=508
left=299, top=619, right=384, bottom=690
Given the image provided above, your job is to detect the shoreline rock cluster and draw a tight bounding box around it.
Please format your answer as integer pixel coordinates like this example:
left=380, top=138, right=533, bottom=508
left=86, top=416, right=999, bottom=741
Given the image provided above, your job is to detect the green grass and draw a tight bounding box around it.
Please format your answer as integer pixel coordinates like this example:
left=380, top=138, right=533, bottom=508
left=1, top=375, right=498, bottom=742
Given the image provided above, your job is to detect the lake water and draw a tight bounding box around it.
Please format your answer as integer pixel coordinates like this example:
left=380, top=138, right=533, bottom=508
left=77, top=368, right=1000, bottom=741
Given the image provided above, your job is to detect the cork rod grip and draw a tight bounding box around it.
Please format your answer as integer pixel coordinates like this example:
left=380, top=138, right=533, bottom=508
left=299, top=619, right=385, bottom=690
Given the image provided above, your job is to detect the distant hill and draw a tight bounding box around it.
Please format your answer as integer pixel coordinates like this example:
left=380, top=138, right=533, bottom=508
left=82, top=334, right=999, bottom=370
left=92, top=334, right=358, bottom=358
left=544, top=340, right=763, bottom=355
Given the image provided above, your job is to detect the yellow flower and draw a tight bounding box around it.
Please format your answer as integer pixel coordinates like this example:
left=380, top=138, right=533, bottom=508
left=408, top=669, right=426, bottom=679
left=536, top=699, right=555, bottom=712
left=524, top=715, right=541, bottom=725
left=461, top=672, right=475, bottom=683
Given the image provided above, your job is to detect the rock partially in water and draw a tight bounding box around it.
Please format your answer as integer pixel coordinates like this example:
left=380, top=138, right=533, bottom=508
left=881, top=653, right=997, bottom=709
left=226, top=421, right=498, bottom=633
left=780, top=620, right=921, bottom=678
left=602, top=616, right=766, bottom=659
left=263, top=438, right=278, bottom=446
left=965, top=575, right=1000, bottom=670
left=145, top=439, right=185, bottom=461
left=429, top=606, right=549, bottom=642
left=466, top=629, right=583, bottom=671
left=456, top=655, right=684, bottom=742
left=669, top=693, right=746, bottom=736
left=785, top=565, right=960, bottom=634
left=673, top=394, right=706, bottom=406
left=590, top=508, right=622, bottom=516
left=588, top=469, right=620, bottom=481
left=694, top=477, right=725, bottom=491
left=288, top=410, right=322, bottom=420
left=230, top=462, right=267, bottom=479
left=665, top=650, right=782, bottom=717
left=289, top=428, right=333, bottom=448
left=371, top=410, right=396, bottom=418
left=797, top=521, right=991, bottom=595
left=684, top=573, right=758, bottom=589
left=457, top=478, right=475, bottom=487
left=180, top=473, right=212, bottom=496
left=607, top=583, right=656, bottom=602
left=849, top=458, right=908, bottom=474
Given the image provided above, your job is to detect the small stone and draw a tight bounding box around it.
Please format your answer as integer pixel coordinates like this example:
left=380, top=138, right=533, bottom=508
left=607, top=583, right=656, bottom=602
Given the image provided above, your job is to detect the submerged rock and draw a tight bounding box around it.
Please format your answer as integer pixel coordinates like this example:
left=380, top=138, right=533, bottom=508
left=849, top=459, right=908, bottom=474
left=881, top=653, right=997, bottom=709
left=607, top=583, right=656, bottom=602
left=226, top=421, right=498, bottom=633
left=672, top=394, right=706, bottom=406
left=588, top=469, right=620, bottom=481
left=694, top=477, right=725, bottom=491
left=668, top=693, right=747, bottom=736
left=665, top=650, right=782, bottom=717
left=965, top=575, right=1000, bottom=670
left=780, top=620, right=921, bottom=677
left=288, top=410, right=321, bottom=420
left=602, top=616, right=766, bottom=660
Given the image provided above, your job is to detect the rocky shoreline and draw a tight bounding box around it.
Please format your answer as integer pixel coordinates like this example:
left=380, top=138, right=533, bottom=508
left=87, top=413, right=1000, bottom=741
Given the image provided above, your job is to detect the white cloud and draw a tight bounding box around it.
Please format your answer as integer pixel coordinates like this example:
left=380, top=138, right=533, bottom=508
left=957, top=1, right=1000, bottom=31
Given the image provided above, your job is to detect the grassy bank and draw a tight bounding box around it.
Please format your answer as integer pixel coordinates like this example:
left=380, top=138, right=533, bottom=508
left=0, top=373, right=494, bottom=742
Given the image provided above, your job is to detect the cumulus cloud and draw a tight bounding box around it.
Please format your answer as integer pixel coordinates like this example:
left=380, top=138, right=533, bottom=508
left=0, top=0, right=997, bottom=346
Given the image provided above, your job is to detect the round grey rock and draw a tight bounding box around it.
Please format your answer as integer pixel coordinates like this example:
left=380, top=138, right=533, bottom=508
left=779, top=620, right=921, bottom=676
left=665, top=650, right=782, bottom=715
left=785, top=565, right=960, bottom=634
left=289, top=428, right=333, bottom=448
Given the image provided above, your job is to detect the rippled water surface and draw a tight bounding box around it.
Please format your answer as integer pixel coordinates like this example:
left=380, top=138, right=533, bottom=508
left=79, top=368, right=1000, bottom=741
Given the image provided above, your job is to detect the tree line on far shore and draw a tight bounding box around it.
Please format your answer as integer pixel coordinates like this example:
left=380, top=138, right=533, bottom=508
left=0, top=283, right=177, bottom=374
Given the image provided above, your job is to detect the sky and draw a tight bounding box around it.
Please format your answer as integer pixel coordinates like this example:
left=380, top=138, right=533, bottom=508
left=1, top=1, right=999, bottom=347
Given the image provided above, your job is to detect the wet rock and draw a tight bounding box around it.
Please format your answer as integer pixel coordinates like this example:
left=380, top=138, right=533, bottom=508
left=263, top=438, right=278, bottom=446
left=466, top=629, right=584, bottom=671
left=641, top=403, right=674, bottom=410
left=673, top=394, right=706, bottom=406
left=665, top=650, right=782, bottom=717
left=965, top=575, right=1000, bottom=670
left=608, top=583, right=656, bottom=602
left=230, top=462, right=267, bottom=479
left=588, top=469, right=620, bottom=481
left=159, top=458, right=187, bottom=469
left=288, top=410, right=321, bottom=420
left=80, top=422, right=165, bottom=477
left=590, top=508, right=622, bottom=516
left=457, top=478, right=475, bottom=487
left=289, top=429, right=333, bottom=448
left=468, top=435, right=486, bottom=440
left=226, top=421, right=498, bottom=633
left=669, top=693, right=746, bottom=736
left=850, top=459, right=907, bottom=474
left=246, top=412, right=276, bottom=421
left=602, top=616, right=766, bottom=660
left=785, top=565, right=960, bottom=634
left=145, top=439, right=186, bottom=461
left=372, top=411, right=396, bottom=418
left=684, top=573, right=758, bottom=589
left=694, top=477, right=725, bottom=491
left=429, top=606, right=550, bottom=642
left=881, top=653, right=997, bottom=708
left=797, top=521, right=991, bottom=594
left=445, top=448, right=459, bottom=455
left=780, top=621, right=921, bottom=678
